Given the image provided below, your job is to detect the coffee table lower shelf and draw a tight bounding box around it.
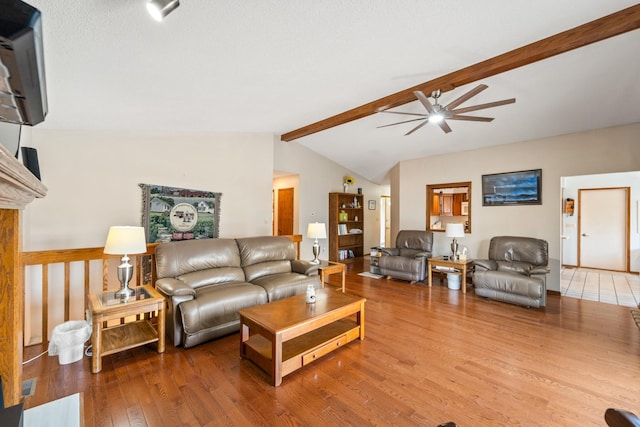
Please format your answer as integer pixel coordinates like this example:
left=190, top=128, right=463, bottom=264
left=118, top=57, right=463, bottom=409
left=242, top=319, right=360, bottom=382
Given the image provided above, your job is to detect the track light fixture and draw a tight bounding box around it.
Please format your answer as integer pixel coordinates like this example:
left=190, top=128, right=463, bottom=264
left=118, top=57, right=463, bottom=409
left=147, top=0, right=180, bottom=22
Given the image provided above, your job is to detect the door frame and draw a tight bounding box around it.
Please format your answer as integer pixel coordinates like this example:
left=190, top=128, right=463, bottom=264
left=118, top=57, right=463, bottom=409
left=577, top=186, right=630, bottom=272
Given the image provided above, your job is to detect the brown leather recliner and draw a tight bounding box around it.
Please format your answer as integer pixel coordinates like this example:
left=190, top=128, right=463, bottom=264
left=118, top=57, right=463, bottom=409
left=378, top=230, right=433, bottom=283
left=473, top=236, right=550, bottom=308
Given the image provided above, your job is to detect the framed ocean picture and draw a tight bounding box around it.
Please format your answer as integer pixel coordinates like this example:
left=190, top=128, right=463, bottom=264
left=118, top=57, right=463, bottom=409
left=481, top=169, right=542, bottom=206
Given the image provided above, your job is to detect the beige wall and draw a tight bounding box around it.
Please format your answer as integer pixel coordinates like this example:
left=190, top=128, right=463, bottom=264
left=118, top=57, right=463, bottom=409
left=395, top=123, right=640, bottom=290
left=21, top=129, right=276, bottom=250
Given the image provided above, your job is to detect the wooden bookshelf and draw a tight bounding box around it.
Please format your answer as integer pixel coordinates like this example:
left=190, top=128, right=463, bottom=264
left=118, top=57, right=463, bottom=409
left=328, top=192, right=364, bottom=261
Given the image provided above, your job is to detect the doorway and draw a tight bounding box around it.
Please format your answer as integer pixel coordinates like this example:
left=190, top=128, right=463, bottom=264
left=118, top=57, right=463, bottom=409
left=578, top=187, right=628, bottom=271
left=276, top=187, right=294, bottom=236
left=379, top=196, right=390, bottom=247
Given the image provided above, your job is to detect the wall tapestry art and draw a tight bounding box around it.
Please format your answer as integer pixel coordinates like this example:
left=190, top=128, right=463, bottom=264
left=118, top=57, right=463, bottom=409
left=140, top=183, right=222, bottom=243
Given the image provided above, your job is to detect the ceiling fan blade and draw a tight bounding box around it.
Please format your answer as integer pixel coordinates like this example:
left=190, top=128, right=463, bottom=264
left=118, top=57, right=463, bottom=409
left=444, top=84, right=488, bottom=110
left=378, top=110, right=429, bottom=118
left=414, top=91, right=436, bottom=114
left=437, top=119, right=452, bottom=134
left=405, top=119, right=430, bottom=136
left=377, top=118, right=427, bottom=129
left=451, top=98, right=516, bottom=114
left=447, top=115, right=494, bottom=122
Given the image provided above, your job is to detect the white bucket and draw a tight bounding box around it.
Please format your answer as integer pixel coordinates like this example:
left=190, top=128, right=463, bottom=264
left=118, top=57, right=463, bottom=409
left=57, top=344, right=85, bottom=365
left=48, top=320, right=92, bottom=365
left=447, top=273, right=461, bottom=290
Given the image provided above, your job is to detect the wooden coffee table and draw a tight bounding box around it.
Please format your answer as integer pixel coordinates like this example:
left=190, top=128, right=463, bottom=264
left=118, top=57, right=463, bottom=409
left=239, top=289, right=365, bottom=386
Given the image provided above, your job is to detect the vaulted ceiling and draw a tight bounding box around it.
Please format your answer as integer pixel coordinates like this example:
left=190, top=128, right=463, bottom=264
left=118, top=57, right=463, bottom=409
left=29, top=1, right=640, bottom=183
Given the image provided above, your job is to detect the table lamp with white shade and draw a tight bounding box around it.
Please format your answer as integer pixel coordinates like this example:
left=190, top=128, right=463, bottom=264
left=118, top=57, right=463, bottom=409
left=445, top=223, right=465, bottom=261
left=103, top=226, right=147, bottom=298
left=307, top=222, right=327, bottom=264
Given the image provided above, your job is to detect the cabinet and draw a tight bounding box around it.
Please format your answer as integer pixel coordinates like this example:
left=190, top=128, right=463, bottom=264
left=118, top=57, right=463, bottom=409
left=432, top=193, right=466, bottom=216
left=329, top=192, right=364, bottom=261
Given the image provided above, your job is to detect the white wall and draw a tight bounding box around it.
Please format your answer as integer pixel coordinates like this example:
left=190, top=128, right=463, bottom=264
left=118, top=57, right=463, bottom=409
left=273, top=136, right=388, bottom=260
left=22, top=129, right=276, bottom=250
left=395, top=123, right=640, bottom=291
left=562, top=171, right=640, bottom=271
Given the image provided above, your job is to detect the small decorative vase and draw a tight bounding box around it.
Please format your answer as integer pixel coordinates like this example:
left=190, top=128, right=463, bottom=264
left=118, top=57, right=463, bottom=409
left=343, top=183, right=348, bottom=193
left=305, top=284, right=316, bottom=304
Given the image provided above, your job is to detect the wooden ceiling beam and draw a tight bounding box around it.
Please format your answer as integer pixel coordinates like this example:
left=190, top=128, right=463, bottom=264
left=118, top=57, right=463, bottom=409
left=281, top=4, right=640, bottom=142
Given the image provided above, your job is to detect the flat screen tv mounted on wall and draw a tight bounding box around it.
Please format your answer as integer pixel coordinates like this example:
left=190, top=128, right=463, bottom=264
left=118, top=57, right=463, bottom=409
left=482, top=169, right=542, bottom=206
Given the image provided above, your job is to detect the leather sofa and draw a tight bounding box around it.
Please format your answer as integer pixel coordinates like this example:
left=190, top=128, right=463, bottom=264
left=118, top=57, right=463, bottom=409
left=155, top=236, right=321, bottom=348
left=378, top=230, right=433, bottom=283
left=473, top=236, right=550, bottom=308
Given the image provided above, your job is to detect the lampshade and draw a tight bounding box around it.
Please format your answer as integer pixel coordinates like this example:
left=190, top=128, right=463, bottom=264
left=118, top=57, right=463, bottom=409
left=147, top=0, right=180, bottom=21
left=307, top=222, right=327, bottom=239
left=104, top=226, right=147, bottom=255
left=445, top=223, right=465, bottom=238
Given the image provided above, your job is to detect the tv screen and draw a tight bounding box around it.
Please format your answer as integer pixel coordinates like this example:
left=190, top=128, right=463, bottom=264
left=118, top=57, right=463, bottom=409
left=0, top=121, right=22, bottom=157
left=482, top=169, right=542, bottom=206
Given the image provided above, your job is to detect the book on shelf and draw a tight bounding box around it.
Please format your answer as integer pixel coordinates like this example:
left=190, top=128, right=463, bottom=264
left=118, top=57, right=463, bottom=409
left=338, top=224, right=348, bottom=235
left=337, top=249, right=356, bottom=260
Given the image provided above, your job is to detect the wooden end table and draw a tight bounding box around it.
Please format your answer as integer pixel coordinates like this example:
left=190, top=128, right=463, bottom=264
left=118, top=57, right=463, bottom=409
left=88, top=285, right=165, bottom=373
left=317, top=260, right=346, bottom=292
left=239, top=289, right=365, bottom=386
left=427, top=256, right=474, bottom=294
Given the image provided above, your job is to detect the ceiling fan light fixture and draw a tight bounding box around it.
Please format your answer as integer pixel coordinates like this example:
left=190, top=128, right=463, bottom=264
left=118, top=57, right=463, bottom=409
left=429, top=112, right=444, bottom=123
left=147, top=0, right=180, bottom=22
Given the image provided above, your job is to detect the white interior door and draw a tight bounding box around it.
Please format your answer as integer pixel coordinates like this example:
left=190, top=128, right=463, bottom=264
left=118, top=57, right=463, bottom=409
left=579, top=188, right=627, bottom=271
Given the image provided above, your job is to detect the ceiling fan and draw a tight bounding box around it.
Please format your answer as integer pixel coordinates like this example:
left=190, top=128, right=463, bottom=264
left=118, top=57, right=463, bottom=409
left=377, top=84, right=515, bottom=135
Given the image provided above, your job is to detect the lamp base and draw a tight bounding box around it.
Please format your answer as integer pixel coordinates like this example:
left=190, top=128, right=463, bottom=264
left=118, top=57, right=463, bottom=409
left=450, top=239, right=459, bottom=261
left=115, top=257, right=135, bottom=299
left=311, top=241, right=320, bottom=264
left=115, top=284, right=135, bottom=298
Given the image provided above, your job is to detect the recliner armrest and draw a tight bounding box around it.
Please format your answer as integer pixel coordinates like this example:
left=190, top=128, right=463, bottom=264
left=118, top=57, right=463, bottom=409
left=380, top=248, right=400, bottom=256
left=530, top=266, right=551, bottom=275
left=291, top=259, right=319, bottom=276
left=156, top=278, right=196, bottom=297
left=473, top=259, right=497, bottom=271
left=413, top=251, right=431, bottom=258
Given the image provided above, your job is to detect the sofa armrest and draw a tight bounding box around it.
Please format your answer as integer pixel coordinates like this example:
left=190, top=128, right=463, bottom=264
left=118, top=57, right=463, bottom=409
left=291, top=259, right=320, bottom=276
left=473, top=259, right=497, bottom=271
left=413, top=251, right=431, bottom=259
left=380, top=248, right=400, bottom=256
left=155, top=278, right=196, bottom=298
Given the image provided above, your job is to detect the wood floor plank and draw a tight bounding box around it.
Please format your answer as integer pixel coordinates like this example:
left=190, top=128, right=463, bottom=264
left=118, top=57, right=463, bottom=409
left=22, top=258, right=640, bottom=426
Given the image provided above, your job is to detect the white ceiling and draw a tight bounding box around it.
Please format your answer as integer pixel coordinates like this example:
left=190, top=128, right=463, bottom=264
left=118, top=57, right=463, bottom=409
left=28, top=0, right=640, bottom=183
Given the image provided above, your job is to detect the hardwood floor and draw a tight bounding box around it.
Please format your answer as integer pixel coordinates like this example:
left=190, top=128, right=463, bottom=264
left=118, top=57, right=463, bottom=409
left=23, top=258, right=640, bottom=426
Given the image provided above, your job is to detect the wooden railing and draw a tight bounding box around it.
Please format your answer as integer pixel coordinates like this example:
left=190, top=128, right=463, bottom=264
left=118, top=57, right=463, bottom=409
left=21, top=244, right=159, bottom=345
left=21, top=235, right=302, bottom=345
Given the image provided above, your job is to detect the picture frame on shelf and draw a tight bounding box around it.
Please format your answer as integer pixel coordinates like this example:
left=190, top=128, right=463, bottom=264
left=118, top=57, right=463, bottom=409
left=368, top=200, right=376, bottom=210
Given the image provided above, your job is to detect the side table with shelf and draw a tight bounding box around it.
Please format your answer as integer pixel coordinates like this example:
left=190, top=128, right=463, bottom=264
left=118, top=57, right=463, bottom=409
left=369, top=246, right=382, bottom=275
left=88, top=285, right=165, bottom=373
left=427, top=256, right=474, bottom=294
left=317, top=260, right=346, bottom=292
